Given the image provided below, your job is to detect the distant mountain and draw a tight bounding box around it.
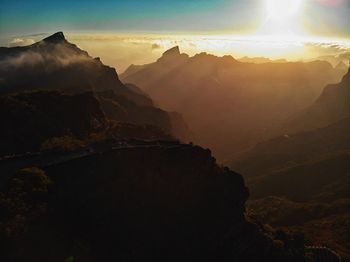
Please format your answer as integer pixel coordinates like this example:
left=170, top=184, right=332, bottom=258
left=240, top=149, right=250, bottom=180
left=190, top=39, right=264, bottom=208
left=229, top=68, right=350, bottom=260
left=121, top=47, right=343, bottom=159
left=283, top=65, right=350, bottom=134
left=229, top=67, right=350, bottom=201
left=238, top=56, right=287, bottom=64
left=230, top=116, right=350, bottom=201
left=0, top=33, right=192, bottom=142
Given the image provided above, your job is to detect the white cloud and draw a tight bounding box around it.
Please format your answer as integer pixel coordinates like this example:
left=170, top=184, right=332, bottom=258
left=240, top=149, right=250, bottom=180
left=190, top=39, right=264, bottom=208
left=9, top=38, right=35, bottom=47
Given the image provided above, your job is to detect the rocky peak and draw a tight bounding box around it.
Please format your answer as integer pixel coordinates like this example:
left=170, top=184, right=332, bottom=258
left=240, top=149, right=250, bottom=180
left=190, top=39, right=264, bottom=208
left=162, top=46, right=180, bottom=57
left=42, top=31, right=67, bottom=44
left=157, top=46, right=188, bottom=63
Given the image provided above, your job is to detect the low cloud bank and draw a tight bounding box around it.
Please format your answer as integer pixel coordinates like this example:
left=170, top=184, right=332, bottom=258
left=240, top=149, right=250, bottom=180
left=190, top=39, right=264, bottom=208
left=2, top=33, right=350, bottom=71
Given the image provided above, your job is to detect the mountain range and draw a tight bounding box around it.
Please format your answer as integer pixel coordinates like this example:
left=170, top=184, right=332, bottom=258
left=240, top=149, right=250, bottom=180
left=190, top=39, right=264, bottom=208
left=230, top=66, right=350, bottom=261
left=0, top=32, right=192, bottom=152
left=0, top=32, right=348, bottom=262
left=121, top=46, right=345, bottom=160
left=0, top=32, right=313, bottom=262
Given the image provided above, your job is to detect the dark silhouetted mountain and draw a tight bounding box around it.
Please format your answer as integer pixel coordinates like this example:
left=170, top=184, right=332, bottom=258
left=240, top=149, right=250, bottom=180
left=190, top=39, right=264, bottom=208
left=121, top=47, right=343, bottom=159
left=0, top=33, right=192, bottom=141
left=0, top=90, right=175, bottom=156
left=0, top=142, right=306, bottom=262
left=0, top=90, right=106, bottom=155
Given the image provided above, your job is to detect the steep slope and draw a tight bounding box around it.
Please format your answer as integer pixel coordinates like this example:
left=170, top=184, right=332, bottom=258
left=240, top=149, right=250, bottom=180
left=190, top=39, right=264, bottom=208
left=228, top=71, right=350, bottom=261
left=0, top=33, right=191, bottom=141
left=284, top=65, right=350, bottom=134
left=121, top=47, right=343, bottom=159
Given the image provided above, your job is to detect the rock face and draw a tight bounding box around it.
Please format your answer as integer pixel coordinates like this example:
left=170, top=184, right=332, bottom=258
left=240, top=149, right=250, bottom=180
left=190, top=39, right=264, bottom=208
left=0, top=32, right=192, bottom=142
left=121, top=46, right=343, bottom=160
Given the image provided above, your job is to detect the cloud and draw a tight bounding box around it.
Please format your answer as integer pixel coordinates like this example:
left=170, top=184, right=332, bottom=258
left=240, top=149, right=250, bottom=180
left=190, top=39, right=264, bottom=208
left=151, top=43, right=161, bottom=50
left=3, top=33, right=350, bottom=71
left=9, top=38, right=35, bottom=47
left=317, top=0, right=346, bottom=6
left=0, top=43, right=92, bottom=70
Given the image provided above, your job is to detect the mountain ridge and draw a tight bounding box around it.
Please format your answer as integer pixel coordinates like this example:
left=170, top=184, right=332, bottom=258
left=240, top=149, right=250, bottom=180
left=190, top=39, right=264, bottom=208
left=0, top=32, right=192, bottom=142
left=121, top=46, right=344, bottom=160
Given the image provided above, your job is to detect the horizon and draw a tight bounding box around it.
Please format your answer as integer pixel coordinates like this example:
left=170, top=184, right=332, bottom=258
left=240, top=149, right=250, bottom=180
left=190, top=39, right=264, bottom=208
left=1, top=30, right=349, bottom=72
left=1, top=0, right=349, bottom=71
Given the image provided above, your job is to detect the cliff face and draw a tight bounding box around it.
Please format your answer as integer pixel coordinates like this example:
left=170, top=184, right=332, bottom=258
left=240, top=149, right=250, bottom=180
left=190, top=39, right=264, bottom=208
left=0, top=142, right=305, bottom=262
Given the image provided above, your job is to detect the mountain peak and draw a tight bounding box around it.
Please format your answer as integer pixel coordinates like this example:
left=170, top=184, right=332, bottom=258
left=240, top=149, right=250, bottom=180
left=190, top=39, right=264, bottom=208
left=162, top=46, right=180, bottom=57
left=42, top=32, right=66, bottom=43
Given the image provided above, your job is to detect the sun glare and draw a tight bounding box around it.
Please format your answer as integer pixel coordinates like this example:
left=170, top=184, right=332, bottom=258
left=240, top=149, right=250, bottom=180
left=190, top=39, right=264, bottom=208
left=255, top=0, right=305, bottom=38
left=266, top=0, right=302, bottom=22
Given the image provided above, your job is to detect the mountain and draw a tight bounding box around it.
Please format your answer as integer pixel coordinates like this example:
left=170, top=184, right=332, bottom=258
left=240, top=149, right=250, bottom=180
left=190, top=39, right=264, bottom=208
left=121, top=47, right=343, bottom=160
left=228, top=68, right=350, bottom=261
left=238, top=56, right=287, bottom=64
left=0, top=32, right=192, bottom=142
left=0, top=141, right=306, bottom=262
left=230, top=116, right=350, bottom=201
left=283, top=65, right=350, bottom=134
left=0, top=90, right=176, bottom=156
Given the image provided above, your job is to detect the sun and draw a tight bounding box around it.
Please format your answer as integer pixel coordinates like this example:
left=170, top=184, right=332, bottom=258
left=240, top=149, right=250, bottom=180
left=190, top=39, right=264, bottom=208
left=266, top=0, right=302, bottom=22
left=256, top=0, right=305, bottom=37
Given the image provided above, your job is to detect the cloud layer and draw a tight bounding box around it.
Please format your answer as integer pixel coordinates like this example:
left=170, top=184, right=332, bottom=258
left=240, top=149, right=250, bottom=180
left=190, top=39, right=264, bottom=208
left=2, top=33, right=350, bottom=72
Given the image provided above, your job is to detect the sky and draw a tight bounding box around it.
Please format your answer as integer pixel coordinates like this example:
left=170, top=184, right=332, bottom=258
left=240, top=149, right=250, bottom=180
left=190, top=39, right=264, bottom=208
left=0, top=0, right=349, bottom=71
left=0, top=0, right=349, bottom=38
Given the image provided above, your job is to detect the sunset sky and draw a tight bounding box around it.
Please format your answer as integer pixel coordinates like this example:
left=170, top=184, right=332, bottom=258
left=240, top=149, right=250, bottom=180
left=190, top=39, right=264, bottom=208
left=1, top=0, right=349, bottom=71
left=1, top=0, right=349, bottom=37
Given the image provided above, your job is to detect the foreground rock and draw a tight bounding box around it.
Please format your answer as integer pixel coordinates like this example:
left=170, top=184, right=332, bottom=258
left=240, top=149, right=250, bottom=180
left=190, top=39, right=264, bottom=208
left=0, top=141, right=306, bottom=262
